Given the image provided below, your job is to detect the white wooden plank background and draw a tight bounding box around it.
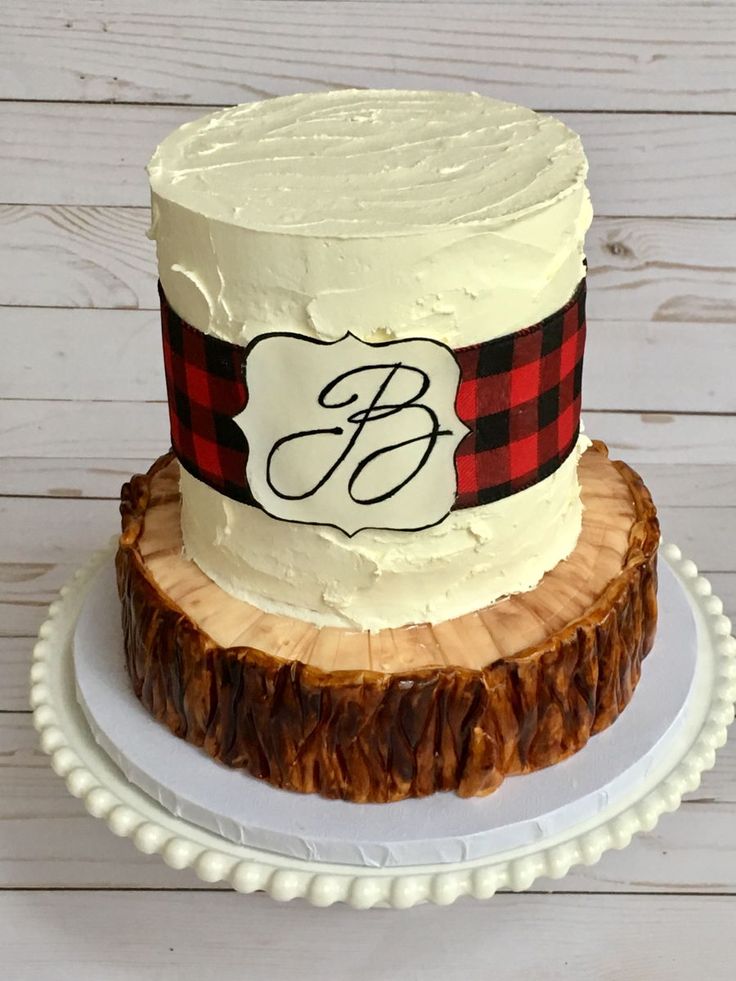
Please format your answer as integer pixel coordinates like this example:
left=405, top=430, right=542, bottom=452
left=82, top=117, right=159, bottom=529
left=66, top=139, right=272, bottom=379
left=5, top=103, right=736, bottom=216
left=2, top=2, right=735, bottom=977
left=3, top=2, right=735, bottom=110
left=4, top=892, right=736, bottom=981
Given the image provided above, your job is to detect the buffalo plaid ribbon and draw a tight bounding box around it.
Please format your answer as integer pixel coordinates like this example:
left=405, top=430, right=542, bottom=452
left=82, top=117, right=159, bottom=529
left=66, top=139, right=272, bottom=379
left=160, top=279, right=586, bottom=512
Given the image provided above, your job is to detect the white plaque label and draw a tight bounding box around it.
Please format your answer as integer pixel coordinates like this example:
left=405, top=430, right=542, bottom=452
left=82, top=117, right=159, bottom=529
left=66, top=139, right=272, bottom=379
left=235, top=333, right=469, bottom=536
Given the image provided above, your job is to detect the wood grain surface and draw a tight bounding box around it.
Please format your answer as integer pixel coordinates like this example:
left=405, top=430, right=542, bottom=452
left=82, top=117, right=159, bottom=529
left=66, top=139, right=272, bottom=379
left=3, top=891, right=736, bottom=981
left=2, top=1, right=735, bottom=976
left=3, top=207, right=733, bottom=322
left=4, top=102, right=735, bottom=216
left=2, top=2, right=734, bottom=110
left=5, top=309, right=736, bottom=411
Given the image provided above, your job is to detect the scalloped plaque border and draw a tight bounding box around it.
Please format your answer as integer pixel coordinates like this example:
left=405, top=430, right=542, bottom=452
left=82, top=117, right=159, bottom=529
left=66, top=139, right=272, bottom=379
left=31, top=541, right=736, bottom=909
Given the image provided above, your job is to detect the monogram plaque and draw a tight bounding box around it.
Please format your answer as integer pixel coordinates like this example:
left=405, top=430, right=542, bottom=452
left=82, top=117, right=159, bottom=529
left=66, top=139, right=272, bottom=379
left=235, top=333, right=469, bottom=535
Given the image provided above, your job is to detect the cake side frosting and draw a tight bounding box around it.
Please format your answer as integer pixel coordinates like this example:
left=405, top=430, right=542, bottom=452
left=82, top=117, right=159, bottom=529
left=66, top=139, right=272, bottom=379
left=180, top=434, right=590, bottom=630
left=148, top=89, right=593, bottom=631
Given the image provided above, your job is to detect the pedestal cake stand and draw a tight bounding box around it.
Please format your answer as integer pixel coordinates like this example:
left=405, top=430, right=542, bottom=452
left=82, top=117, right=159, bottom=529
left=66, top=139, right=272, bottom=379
left=31, top=542, right=735, bottom=909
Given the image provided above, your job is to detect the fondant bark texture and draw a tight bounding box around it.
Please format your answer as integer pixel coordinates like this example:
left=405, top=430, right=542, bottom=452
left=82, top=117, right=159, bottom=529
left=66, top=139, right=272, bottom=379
left=116, top=444, right=659, bottom=802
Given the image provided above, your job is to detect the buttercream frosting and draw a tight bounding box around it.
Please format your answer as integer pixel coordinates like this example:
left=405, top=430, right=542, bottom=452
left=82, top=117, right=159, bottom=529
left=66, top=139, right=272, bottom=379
left=148, top=89, right=593, bottom=630
left=180, top=435, right=590, bottom=631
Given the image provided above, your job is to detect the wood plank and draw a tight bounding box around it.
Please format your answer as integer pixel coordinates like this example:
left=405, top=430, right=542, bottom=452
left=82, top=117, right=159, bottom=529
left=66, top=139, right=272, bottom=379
left=0, top=400, right=170, bottom=460
left=1, top=889, right=736, bottom=981
left=1, top=207, right=733, bottom=322
left=635, top=466, right=736, bottom=509
left=2, top=513, right=732, bottom=640
left=5, top=561, right=733, bottom=650
left=5, top=495, right=731, bottom=570
left=4, top=308, right=736, bottom=413
left=0, top=499, right=118, bottom=563
left=0, top=205, right=155, bottom=310
left=3, top=102, right=734, bottom=217
left=0, top=497, right=116, bottom=636
left=584, top=322, right=736, bottom=414
left=4, top=457, right=736, bottom=510
left=0, top=493, right=733, bottom=639
left=1, top=2, right=734, bottom=111
left=0, top=638, right=32, bottom=710
left=0, top=713, right=201, bottom=889
left=0, top=458, right=143, bottom=500
left=588, top=218, right=736, bottom=324
left=0, top=557, right=109, bottom=636
left=4, top=569, right=733, bottom=698
left=3, top=603, right=65, bottom=642
left=3, top=400, right=735, bottom=464
left=586, top=413, right=736, bottom=466
left=2, top=557, right=733, bottom=646
left=6, top=566, right=733, bottom=690
left=0, top=309, right=163, bottom=402
left=656, top=511, right=736, bottom=573
left=1, top=706, right=735, bottom=894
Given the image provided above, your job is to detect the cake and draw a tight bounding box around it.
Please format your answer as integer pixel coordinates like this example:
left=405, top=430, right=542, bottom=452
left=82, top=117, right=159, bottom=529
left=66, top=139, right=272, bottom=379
left=117, top=90, right=659, bottom=803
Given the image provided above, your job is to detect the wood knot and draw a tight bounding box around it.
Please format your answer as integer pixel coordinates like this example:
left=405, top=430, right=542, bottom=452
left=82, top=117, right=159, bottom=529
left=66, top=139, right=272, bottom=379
left=604, top=240, right=634, bottom=259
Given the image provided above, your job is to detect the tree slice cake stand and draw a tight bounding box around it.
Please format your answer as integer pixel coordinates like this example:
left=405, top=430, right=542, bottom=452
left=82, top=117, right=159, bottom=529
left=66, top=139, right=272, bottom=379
left=116, top=440, right=658, bottom=803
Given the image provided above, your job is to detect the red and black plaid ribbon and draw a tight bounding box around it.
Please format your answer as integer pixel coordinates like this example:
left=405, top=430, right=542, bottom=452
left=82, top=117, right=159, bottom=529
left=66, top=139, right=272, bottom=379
left=160, top=279, right=586, bottom=512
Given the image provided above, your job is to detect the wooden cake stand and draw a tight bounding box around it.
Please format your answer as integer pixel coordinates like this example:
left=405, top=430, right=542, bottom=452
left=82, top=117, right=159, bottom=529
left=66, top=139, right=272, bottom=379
left=116, top=440, right=659, bottom=802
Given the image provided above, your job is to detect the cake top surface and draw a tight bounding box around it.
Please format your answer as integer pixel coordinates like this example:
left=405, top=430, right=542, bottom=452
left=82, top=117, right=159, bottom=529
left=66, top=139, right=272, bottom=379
left=148, top=89, right=587, bottom=238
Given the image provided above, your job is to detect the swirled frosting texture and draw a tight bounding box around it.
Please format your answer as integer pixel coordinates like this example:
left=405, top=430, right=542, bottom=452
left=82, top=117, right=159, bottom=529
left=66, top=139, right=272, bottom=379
left=148, top=89, right=593, bottom=629
left=150, top=89, right=586, bottom=236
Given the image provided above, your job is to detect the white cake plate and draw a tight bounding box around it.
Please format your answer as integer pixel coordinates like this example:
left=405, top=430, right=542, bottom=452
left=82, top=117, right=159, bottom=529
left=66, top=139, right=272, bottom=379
left=71, top=554, right=700, bottom=868
left=31, top=541, right=736, bottom=908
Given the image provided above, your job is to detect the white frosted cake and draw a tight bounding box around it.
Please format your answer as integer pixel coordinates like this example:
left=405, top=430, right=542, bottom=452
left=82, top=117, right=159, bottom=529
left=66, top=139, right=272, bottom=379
left=117, top=90, right=659, bottom=802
